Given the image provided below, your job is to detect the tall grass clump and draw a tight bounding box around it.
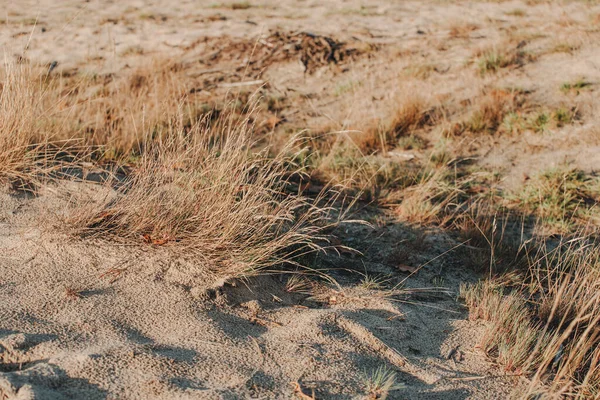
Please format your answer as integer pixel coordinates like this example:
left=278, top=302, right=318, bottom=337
left=524, top=237, right=600, bottom=398
left=69, top=103, right=344, bottom=278
left=475, top=42, right=535, bottom=75
left=514, top=168, right=599, bottom=234
left=0, top=62, right=86, bottom=188
left=461, top=235, right=600, bottom=398
left=0, top=63, right=46, bottom=183
left=316, top=141, right=417, bottom=199
left=3, top=58, right=206, bottom=161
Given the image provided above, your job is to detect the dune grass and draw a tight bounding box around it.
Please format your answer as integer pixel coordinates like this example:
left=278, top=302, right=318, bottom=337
left=67, top=105, right=346, bottom=278
left=1, top=61, right=348, bottom=280
left=461, top=234, right=600, bottom=398
left=0, top=63, right=47, bottom=184
left=2, top=9, right=600, bottom=396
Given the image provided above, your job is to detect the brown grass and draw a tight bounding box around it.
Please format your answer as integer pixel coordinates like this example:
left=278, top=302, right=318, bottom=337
left=2, top=58, right=218, bottom=161
left=447, top=88, right=524, bottom=136
left=453, top=201, right=527, bottom=274
left=461, top=235, right=600, bottom=398
left=2, top=7, right=600, bottom=398
left=0, top=63, right=44, bottom=182
left=474, top=42, right=536, bottom=75
left=511, top=168, right=598, bottom=234
left=448, top=21, right=480, bottom=39
left=394, top=167, right=463, bottom=225
left=67, top=103, right=345, bottom=279
left=0, top=63, right=78, bottom=188
left=49, top=59, right=194, bottom=157
left=0, top=59, right=186, bottom=179
left=346, top=86, right=436, bottom=153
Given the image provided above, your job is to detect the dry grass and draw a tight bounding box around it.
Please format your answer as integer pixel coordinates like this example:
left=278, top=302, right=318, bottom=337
left=50, top=59, right=194, bottom=157
left=67, top=104, right=345, bottom=279
left=445, top=85, right=580, bottom=137
left=525, top=241, right=600, bottom=399
left=0, top=63, right=83, bottom=189
left=474, top=42, right=536, bottom=75
left=0, top=63, right=45, bottom=183
left=387, top=94, right=436, bottom=139
left=346, top=87, right=436, bottom=154
left=454, top=201, right=527, bottom=274
left=316, top=142, right=415, bottom=198
left=3, top=58, right=225, bottom=160
left=1, top=59, right=194, bottom=176
left=461, top=235, right=600, bottom=398
left=512, top=168, right=599, bottom=234
left=461, top=279, right=550, bottom=375
left=394, top=167, right=466, bottom=225
left=447, top=21, right=480, bottom=39
left=2, top=4, right=600, bottom=397
left=458, top=168, right=600, bottom=399
left=461, top=88, right=522, bottom=135
left=285, top=274, right=314, bottom=293
left=1, top=60, right=349, bottom=281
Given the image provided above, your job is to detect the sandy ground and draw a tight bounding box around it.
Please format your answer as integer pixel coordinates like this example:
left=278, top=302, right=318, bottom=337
left=0, top=186, right=523, bottom=399
left=2, top=0, right=600, bottom=398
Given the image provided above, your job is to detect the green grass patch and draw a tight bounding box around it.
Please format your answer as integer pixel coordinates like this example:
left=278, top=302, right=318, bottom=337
left=560, top=79, right=593, bottom=94
left=513, top=168, right=599, bottom=233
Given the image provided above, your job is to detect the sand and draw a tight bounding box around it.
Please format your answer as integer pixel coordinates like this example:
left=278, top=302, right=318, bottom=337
left=2, top=0, right=600, bottom=398
left=0, top=186, right=524, bottom=399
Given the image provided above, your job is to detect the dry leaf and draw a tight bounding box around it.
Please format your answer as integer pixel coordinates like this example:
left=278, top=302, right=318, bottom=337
left=151, top=237, right=169, bottom=245
left=141, top=234, right=170, bottom=246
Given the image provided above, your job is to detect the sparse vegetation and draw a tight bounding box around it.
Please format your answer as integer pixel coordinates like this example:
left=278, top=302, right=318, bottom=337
left=2, top=1, right=600, bottom=398
left=363, top=365, right=404, bottom=399
left=513, top=168, right=598, bottom=233
left=0, top=64, right=39, bottom=182
left=448, top=21, right=480, bottom=39
left=553, top=107, right=576, bottom=127
left=0, top=63, right=66, bottom=187
left=317, top=144, right=415, bottom=196
left=358, top=273, right=390, bottom=290
left=461, top=235, right=600, bottom=398
left=476, top=45, right=534, bottom=74
left=466, top=88, right=521, bottom=134
left=68, top=112, right=342, bottom=279
left=551, top=41, right=582, bottom=54
left=212, top=1, right=251, bottom=10
left=506, top=9, right=526, bottom=17
left=561, top=79, right=593, bottom=94
left=285, top=274, right=313, bottom=293
left=350, top=90, right=435, bottom=153
left=528, top=111, right=551, bottom=133
left=395, top=167, right=465, bottom=225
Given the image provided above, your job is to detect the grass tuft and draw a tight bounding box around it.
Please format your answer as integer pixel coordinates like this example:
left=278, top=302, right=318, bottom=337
left=561, top=79, right=593, bottom=94
left=363, top=365, right=404, bottom=399
left=68, top=106, right=344, bottom=279
left=0, top=63, right=74, bottom=189
left=476, top=44, right=535, bottom=75
left=513, top=168, right=598, bottom=233
left=461, top=235, right=600, bottom=398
